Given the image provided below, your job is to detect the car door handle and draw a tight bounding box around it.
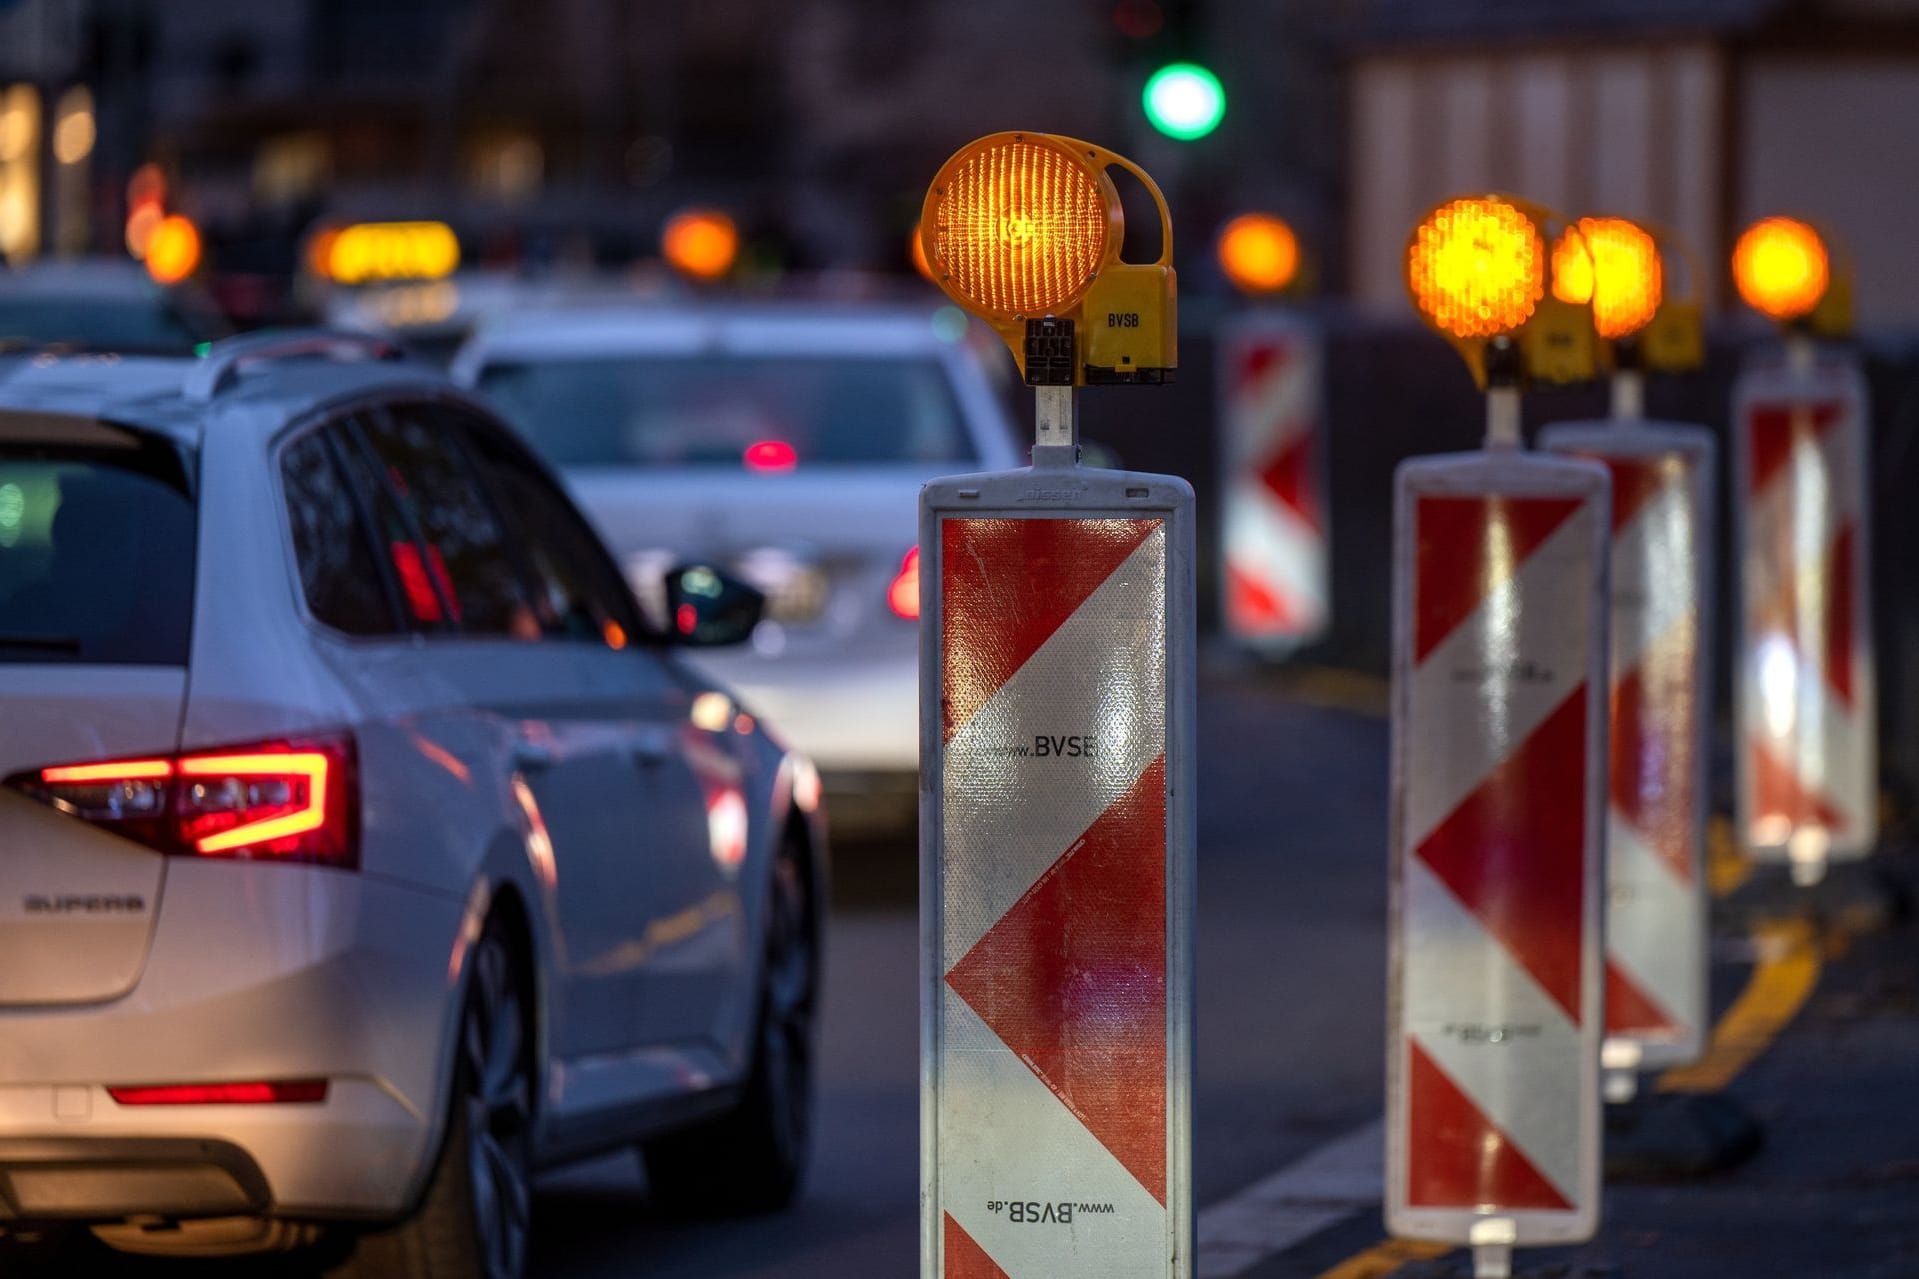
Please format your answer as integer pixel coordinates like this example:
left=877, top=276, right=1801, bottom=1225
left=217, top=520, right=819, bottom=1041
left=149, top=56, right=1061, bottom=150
left=514, top=743, right=556, bottom=773
left=629, top=730, right=674, bottom=769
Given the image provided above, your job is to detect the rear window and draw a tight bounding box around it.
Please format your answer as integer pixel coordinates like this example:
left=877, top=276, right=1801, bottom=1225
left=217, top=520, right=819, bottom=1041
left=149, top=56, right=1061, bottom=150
left=0, top=419, right=196, bottom=664
left=475, top=354, right=975, bottom=468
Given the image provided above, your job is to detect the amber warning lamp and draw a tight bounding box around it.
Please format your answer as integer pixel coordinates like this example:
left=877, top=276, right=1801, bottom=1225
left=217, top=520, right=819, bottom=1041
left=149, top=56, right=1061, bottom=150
left=1732, top=215, right=1852, bottom=339
left=1406, top=192, right=1597, bottom=391
left=920, top=132, right=1176, bottom=389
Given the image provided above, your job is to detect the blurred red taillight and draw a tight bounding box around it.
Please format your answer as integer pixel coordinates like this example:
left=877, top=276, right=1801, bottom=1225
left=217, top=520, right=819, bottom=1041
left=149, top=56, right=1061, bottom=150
left=7, top=734, right=358, bottom=869
left=743, top=439, right=798, bottom=472
left=888, top=546, right=921, bottom=621
left=109, top=1080, right=328, bottom=1106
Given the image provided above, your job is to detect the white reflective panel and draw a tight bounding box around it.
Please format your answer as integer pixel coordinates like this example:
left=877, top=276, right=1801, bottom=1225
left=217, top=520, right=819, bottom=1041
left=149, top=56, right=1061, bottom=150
left=921, top=469, right=1196, bottom=1279
left=1386, top=450, right=1608, bottom=1249
left=1731, top=352, right=1877, bottom=866
left=1543, top=420, right=1715, bottom=1071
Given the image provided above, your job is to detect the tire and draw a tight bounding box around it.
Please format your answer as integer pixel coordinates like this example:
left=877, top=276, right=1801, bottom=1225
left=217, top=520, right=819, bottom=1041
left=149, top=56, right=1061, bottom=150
left=330, top=919, right=534, bottom=1279
left=643, top=828, right=818, bottom=1216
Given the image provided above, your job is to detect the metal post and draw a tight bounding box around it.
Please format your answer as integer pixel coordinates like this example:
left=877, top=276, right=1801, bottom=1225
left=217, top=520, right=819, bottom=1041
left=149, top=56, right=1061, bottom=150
left=1483, top=385, right=1522, bottom=451
left=1035, top=384, right=1078, bottom=451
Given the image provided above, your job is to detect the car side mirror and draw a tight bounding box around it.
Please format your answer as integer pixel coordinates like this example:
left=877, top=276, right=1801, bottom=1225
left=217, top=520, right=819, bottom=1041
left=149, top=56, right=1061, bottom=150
left=663, top=563, right=764, bottom=647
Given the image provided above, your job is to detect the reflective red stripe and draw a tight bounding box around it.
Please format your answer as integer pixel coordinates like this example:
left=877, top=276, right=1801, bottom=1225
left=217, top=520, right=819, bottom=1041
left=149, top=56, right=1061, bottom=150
left=938, top=518, right=1159, bottom=742
left=1752, top=739, right=1847, bottom=834
left=1406, top=1039, right=1570, bottom=1211
left=1226, top=561, right=1298, bottom=631
left=946, top=755, right=1168, bottom=1204
left=1746, top=401, right=1842, bottom=497
left=1609, top=641, right=1699, bottom=885
left=943, top=1213, right=1011, bottom=1279
left=1415, top=688, right=1589, bottom=1022
left=1413, top=495, right=1582, bottom=662
left=1606, top=959, right=1679, bottom=1038
left=1257, top=431, right=1322, bottom=536
left=1827, top=524, right=1857, bottom=708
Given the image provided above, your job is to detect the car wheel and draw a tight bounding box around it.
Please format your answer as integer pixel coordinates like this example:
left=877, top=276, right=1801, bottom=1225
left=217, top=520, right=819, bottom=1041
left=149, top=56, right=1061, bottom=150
left=332, top=919, right=534, bottom=1279
left=643, top=828, right=817, bottom=1216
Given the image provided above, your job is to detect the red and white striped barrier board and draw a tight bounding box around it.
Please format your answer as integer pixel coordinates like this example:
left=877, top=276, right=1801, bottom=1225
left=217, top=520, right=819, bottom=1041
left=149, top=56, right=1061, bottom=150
left=1386, top=451, right=1609, bottom=1249
left=1543, top=421, right=1714, bottom=1075
left=921, top=467, right=1196, bottom=1279
left=1732, top=351, right=1877, bottom=871
left=1218, top=316, right=1328, bottom=650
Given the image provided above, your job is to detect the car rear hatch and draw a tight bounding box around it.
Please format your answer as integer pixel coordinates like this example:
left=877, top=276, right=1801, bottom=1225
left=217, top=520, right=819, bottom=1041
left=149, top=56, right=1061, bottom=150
left=0, top=411, right=196, bottom=1005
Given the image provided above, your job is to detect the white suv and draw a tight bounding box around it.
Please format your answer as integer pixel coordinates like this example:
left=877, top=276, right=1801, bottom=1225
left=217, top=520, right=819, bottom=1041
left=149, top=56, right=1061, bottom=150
left=0, top=334, right=826, bottom=1276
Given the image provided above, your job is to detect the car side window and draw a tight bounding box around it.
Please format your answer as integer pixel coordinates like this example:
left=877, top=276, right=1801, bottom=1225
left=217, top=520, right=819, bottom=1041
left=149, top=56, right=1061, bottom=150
left=357, top=405, right=541, bottom=640
left=279, top=426, right=400, bottom=636
left=454, top=409, right=654, bottom=645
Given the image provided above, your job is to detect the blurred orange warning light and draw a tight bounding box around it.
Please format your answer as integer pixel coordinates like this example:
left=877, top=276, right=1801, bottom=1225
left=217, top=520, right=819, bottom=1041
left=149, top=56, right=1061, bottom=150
left=1217, top=213, right=1300, bottom=295
left=1406, top=196, right=1545, bottom=341
left=143, top=215, right=202, bottom=286
left=1732, top=216, right=1829, bottom=322
left=923, top=134, right=1112, bottom=317
left=1551, top=216, right=1662, bottom=340
left=662, top=208, right=739, bottom=282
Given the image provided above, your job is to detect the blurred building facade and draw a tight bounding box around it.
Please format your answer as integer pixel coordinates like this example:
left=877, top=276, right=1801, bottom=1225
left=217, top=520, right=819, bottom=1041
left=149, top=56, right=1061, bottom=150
left=1346, top=0, right=1919, bottom=327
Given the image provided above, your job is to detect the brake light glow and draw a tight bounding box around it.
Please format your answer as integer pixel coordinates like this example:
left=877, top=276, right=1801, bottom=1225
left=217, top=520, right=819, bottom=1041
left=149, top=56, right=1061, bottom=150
left=888, top=547, right=921, bottom=621
left=178, top=751, right=331, bottom=855
left=41, top=759, right=173, bottom=784
left=109, top=1080, right=328, bottom=1106
left=743, top=440, right=798, bottom=473
left=9, top=735, right=358, bottom=869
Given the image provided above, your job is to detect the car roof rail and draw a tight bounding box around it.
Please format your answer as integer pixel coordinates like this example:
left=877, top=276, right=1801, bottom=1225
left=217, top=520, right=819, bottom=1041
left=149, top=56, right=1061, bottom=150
left=183, top=330, right=410, bottom=404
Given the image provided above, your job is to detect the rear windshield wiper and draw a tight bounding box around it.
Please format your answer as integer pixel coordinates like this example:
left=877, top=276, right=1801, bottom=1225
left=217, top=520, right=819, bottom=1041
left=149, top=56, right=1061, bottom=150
left=0, top=634, right=82, bottom=654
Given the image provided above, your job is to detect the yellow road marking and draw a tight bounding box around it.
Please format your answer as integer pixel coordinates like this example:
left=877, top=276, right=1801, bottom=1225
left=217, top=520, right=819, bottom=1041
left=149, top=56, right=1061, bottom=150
left=1707, top=815, right=1753, bottom=898
left=1282, top=665, right=1392, bottom=719
left=1655, top=916, right=1820, bottom=1095
left=1316, top=1238, right=1453, bottom=1279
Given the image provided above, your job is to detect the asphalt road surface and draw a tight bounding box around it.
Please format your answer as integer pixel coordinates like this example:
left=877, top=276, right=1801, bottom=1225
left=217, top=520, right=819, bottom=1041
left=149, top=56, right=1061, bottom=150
left=529, top=673, right=1391, bottom=1278
left=78, top=673, right=1393, bottom=1278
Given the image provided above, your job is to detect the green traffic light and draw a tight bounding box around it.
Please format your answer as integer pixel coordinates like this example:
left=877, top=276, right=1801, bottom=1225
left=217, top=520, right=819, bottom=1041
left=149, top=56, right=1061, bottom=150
left=1143, top=62, right=1225, bottom=140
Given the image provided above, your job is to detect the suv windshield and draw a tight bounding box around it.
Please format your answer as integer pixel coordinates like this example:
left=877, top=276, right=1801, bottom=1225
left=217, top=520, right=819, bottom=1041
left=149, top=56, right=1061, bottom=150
left=0, top=419, right=196, bottom=664
left=476, top=354, right=975, bottom=468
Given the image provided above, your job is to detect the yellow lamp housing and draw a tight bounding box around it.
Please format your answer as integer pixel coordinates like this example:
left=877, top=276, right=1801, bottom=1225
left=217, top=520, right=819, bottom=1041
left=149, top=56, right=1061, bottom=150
left=920, top=132, right=1176, bottom=387
left=1405, top=193, right=1596, bottom=387
left=1640, top=226, right=1707, bottom=374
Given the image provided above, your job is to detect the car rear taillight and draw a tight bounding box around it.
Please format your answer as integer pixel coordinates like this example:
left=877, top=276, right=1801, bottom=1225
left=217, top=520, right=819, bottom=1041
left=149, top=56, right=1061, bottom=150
left=108, top=1080, right=328, bottom=1106
left=743, top=439, right=798, bottom=472
left=7, top=734, right=358, bottom=870
left=888, top=546, right=921, bottom=621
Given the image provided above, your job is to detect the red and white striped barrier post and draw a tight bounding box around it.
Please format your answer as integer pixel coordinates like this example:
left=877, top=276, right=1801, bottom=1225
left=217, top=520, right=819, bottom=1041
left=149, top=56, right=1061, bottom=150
left=1731, top=340, right=1877, bottom=883
left=917, top=132, right=1194, bottom=1279
left=1218, top=315, right=1328, bottom=650
left=1388, top=196, right=1610, bottom=1278
left=1542, top=366, right=1715, bottom=1099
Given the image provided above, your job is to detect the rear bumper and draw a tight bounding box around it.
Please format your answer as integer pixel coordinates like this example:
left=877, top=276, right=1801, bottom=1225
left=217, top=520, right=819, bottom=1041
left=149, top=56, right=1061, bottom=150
left=0, top=861, right=466, bottom=1222
left=0, top=1137, right=267, bottom=1222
